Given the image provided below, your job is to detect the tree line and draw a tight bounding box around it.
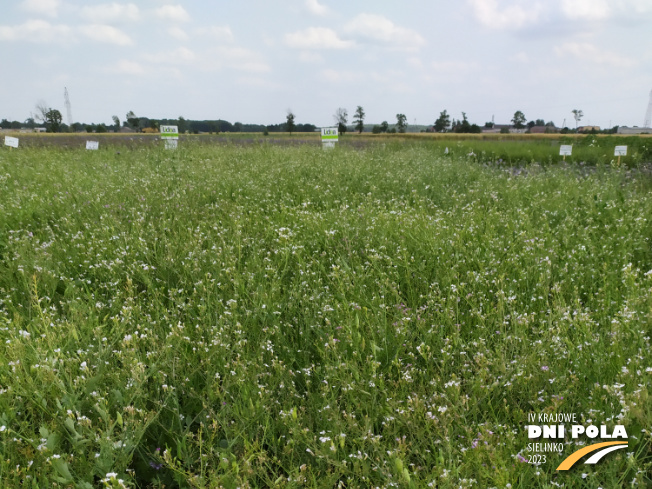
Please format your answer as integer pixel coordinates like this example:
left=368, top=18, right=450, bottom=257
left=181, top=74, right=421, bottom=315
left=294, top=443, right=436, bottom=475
left=2, top=103, right=618, bottom=135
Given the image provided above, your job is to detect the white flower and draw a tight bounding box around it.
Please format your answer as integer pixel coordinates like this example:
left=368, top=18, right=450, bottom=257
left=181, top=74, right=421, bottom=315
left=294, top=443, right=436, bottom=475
left=0, top=425, right=5, bottom=432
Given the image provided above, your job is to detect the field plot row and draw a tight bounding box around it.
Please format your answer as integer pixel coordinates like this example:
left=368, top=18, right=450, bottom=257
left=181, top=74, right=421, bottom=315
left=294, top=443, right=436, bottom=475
left=0, top=144, right=650, bottom=487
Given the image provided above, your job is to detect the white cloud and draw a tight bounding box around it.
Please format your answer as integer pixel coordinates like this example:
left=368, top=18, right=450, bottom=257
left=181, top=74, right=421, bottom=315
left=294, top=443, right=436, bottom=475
left=200, top=25, right=234, bottom=43
left=21, top=0, right=60, bottom=18
left=0, top=19, right=71, bottom=42
left=305, top=0, right=328, bottom=16
left=344, top=14, right=425, bottom=50
left=321, top=68, right=364, bottom=84
left=284, top=27, right=354, bottom=49
left=80, top=3, right=140, bottom=23
left=469, top=0, right=543, bottom=29
left=510, top=52, right=530, bottom=63
left=560, top=0, right=610, bottom=21
left=79, top=24, right=133, bottom=45
left=298, top=51, right=325, bottom=63
left=554, top=42, right=636, bottom=67
left=168, top=26, right=189, bottom=41
left=109, top=59, right=145, bottom=75
left=155, top=5, right=190, bottom=22
left=206, top=46, right=271, bottom=73
left=145, top=47, right=197, bottom=64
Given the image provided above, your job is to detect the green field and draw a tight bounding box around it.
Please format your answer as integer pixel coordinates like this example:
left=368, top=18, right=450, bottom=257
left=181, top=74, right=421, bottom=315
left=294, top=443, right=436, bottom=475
left=0, top=140, right=650, bottom=488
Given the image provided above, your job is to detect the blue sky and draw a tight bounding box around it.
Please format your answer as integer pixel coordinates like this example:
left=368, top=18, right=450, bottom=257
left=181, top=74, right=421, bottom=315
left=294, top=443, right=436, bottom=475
left=1, top=0, right=651, bottom=128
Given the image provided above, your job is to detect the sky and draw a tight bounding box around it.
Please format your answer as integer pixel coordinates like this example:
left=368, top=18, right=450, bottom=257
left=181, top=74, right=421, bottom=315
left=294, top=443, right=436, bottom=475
left=1, top=0, right=651, bottom=129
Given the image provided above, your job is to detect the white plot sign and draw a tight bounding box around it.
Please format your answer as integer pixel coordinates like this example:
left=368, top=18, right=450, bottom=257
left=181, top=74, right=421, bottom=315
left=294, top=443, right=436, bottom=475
left=321, top=127, right=338, bottom=149
left=559, top=145, right=572, bottom=156
left=614, top=146, right=627, bottom=156
left=160, top=125, right=179, bottom=149
left=86, top=141, right=99, bottom=150
left=4, top=136, right=19, bottom=148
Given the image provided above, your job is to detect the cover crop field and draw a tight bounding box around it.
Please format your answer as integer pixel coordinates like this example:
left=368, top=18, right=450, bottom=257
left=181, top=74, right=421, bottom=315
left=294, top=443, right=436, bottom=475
left=0, top=141, right=650, bottom=488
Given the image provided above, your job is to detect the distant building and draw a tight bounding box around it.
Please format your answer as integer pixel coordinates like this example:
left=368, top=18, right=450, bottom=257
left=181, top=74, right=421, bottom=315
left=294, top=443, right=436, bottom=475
left=578, top=126, right=600, bottom=133
left=482, top=124, right=526, bottom=134
left=617, top=126, right=652, bottom=135
left=529, top=126, right=559, bottom=134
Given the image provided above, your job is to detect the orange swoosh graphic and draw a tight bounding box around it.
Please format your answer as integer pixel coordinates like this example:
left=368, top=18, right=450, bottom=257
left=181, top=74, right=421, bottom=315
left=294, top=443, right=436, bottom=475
left=557, top=441, right=628, bottom=470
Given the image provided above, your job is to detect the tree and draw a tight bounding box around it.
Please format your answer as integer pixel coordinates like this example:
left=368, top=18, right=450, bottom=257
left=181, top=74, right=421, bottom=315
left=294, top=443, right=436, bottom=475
left=285, top=110, right=296, bottom=134
left=353, top=106, right=365, bottom=134
left=126, top=111, right=139, bottom=130
left=177, top=116, right=188, bottom=134
left=380, top=121, right=389, bottom=133
left=434, top=110, right=450, bottom=132
left=45, top=109, right=62, bottom=132
left=396, top=114, right=407, bottom=133
left=333, top=108, right=348, bottom=135
left=511, top=110, right=526, bottom=129
left=112, top=115, right=120, bottom=132
left=33, top=100, right=49, bottom=126
left=571, top=109, right=583, bottom=129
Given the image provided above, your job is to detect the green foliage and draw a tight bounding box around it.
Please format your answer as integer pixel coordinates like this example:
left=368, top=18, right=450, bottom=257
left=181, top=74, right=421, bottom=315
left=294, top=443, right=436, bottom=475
left=512, top=110, right=526, bottom=129
left=0, top=142, right=650, bottom=487
left=45, top=109, right=62, bottom=133
left=396, top=113, right=407, bottom=133
left=354, top=106, right=365, bottom=134
left=285, top=111, right=296, bottom=134
left=434, top=109, right=451, bottom=132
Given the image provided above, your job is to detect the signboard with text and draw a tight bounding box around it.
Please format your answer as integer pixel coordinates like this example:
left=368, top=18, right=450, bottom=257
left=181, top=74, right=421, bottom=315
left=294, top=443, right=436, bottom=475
left=4, top=136, right=19, bottom=148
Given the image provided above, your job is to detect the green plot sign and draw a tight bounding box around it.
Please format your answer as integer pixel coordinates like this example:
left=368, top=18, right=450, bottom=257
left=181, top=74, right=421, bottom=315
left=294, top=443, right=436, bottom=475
left=321, top=127, right=338, bottom=141
left=160, top=125, right=179, bottom=139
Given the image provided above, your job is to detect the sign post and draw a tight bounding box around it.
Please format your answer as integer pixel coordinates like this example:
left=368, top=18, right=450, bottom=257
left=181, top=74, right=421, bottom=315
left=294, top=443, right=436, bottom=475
left=160, top=125, right=179, bottom=149
left=4, top=136, right=19, bottom=149
left=86, top=141, right=99, bottom=150
left=559, top=145, right=572, bottom=161
left=614, top=146, right=627, bottom=166
left=321, top=127, right=338, bottom=149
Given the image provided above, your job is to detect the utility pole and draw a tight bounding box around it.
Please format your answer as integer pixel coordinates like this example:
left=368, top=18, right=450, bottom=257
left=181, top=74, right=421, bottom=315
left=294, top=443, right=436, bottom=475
left=644, top=89, right=652, bottom=128
left=64, top=87, right=73, bottom=131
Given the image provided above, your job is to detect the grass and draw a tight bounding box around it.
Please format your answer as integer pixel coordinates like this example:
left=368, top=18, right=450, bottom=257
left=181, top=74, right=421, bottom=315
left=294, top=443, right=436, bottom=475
left=0, top=141, right=650, bottom=488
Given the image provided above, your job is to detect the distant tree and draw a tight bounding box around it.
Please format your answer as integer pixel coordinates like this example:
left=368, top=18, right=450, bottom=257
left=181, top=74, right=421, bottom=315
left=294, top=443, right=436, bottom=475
left=334, top=107, right=348, bottom=135
left=24, top=117, right=36, bottom=129
left=126, top=111, right=139, bottom=130
left=96, top=123, right=107, bottom=133
left=511, top=110, right=526, bottom=129
left=234, top=122, right=243, bottom=132
left=396, top=113, right=407, bottom=133
left=353, top=106, right=365, bottom=134
left=0, top=119, right=10, bottom=129
left=484, top=121, right=494, bottom=129
left=571, top=109, right=583, bottom=129
left=434, top=110, right=450, bottom=132
left=372, top=125, right=382, bottom=134
left=33, top=100, right=49, bottom=126
left=380, top=120, right=389, bottom=133
left=112, top=115, right=120, bottom=132
left=45, top=109, right=62, bottom=132
left=178, top=116, right=187, bottom=134
left=285, top=110, right=296, bottom=134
